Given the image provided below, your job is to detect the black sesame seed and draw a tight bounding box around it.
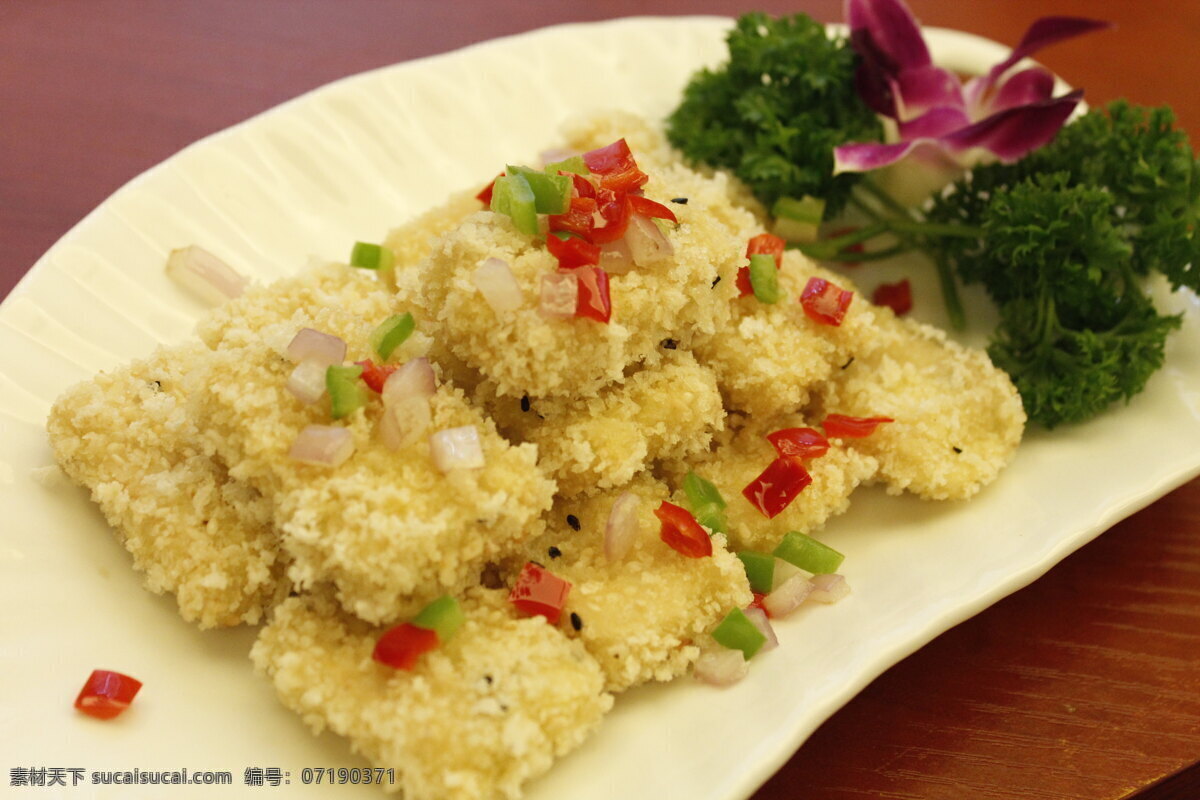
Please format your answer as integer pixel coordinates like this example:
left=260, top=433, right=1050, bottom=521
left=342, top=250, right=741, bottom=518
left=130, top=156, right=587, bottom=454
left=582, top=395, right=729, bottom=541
left=529, top=560, right=545, bottom=569
left=660, top=338, right=678, bottom=350
left=520, top=394, right=531, bottom=412
left=566, top=514, right=581, bottom=532
left=483, top=674, right=494, bottom=685
left=548, top=546, right=562, bottom=559
left=570, top=612, right=583, bottom=631
left=841, top=356, right=855, bottom=370
left=952, top=446, right=963, bottom=454
left=711, top=275, right=722, bottom=288
left=670, top=197, right=689, bottom=205
left=480, top=562, right=504, bottom=590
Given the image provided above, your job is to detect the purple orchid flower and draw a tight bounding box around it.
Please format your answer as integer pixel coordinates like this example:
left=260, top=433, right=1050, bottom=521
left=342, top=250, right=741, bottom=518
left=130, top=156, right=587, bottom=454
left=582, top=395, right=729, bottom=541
left=834, top=0, right=1112, bottom=174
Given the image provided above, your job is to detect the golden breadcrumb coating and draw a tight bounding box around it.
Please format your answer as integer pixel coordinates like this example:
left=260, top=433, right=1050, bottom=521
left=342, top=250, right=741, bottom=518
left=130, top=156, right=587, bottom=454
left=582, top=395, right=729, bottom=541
left=660, top=412, right=880, bottom=552
left=521, top=478, right=751, bottom=692
left=476, top=350, right=724, bottom=497
left=47, top=344, right=288, bottom=628
left=192, top=304, right=555, bottom=624
left=695, top=253, right=878, bottom=419
left=196, top=259, right=394, bottom=351
left=385, top=187, right=486, bottom=271
left=252, top=590, right=612, bottom=800
left=812, top=309, right=1026, bottom=500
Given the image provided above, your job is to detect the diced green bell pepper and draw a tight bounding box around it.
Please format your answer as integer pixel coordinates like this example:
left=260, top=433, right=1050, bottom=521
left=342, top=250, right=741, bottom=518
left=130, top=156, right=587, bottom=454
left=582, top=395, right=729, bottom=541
left=326, top=364, right=366, bottom=420
left=490, top=173, right=539, bottom=236
left=505, top=165, right=571, bottom=215
left=370, top=312, right=415, bottom=361
left=773, top=531, right=844, bottom=574
left=712, top=608, right=767, bottom=660
left=748, top=253, right=784, bottom=304
left=350, top=241, right=395, bottom=271
left=411, top=595, right=465, bottom=642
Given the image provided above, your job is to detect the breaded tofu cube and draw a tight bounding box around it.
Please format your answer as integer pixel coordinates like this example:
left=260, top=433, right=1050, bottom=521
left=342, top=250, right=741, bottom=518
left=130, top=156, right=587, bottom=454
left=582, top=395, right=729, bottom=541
left=695, top=253, right=878, bottom=419
left=252, top=590, right=612, bottom=800
left=384, top=187, right=486, bottom=271
left=192, top=305, right=556, bottom=624
left=196, top=259, right=395, bottom=352
left=408, top=150, right=760, bottom=399
left=660, top=413, right=879, bottom=552
left=812, top=309, right=1026, bottom=500
left=476, top=350, right=725, bottom=498
left=520, top=478, right=751, bottom=692
left=47, top=343, right=288, bottom=628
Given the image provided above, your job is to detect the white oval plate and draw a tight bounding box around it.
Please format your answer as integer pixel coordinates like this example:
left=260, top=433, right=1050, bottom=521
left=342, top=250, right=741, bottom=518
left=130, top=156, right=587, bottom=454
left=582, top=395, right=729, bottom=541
left=2, top=17, right=1198, bottom=800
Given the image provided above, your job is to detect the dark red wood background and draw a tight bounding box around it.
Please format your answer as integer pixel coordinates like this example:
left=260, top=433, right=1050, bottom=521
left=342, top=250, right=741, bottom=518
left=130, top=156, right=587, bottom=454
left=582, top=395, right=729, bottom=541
left=3, top=2, right=1197, bottom=798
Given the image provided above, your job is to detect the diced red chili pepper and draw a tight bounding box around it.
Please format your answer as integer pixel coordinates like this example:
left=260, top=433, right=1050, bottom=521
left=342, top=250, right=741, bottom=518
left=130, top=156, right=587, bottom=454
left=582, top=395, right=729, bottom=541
left=872, top=279, right=912, bottom=316
left=373, top=622, right=439, bottom=670
left=737, top=233, right=786, bottom=297
left=822, top=413, right=894, bottom=438
left=750, top=592, right=768, bottom=615
left=654, top=501, right=713, bottom=558
left=582, top=139, right=649, bottom=194
left=628, top=195, right=678, bottom=224
left=573, top=266, right=612, bottom=323
left=590, top=191, right=632, bottom=244
left=800, top=277, right=854, bottom=326
left=742, top=457, right=813, bottom=519
left=476, top=173, right=503, bottom=206
left=567, top=172, right=597, bottom=200
left=767, top=427, right=830, bottom=460
left=547, top=233, right=600, bottom=270
left=549, top=196, right=597, bottom=239
left=354, top=360, right=397, bottom=394
left=74, top=669, right=143, bottom=720
left=509, top=561, right=572, bottom=624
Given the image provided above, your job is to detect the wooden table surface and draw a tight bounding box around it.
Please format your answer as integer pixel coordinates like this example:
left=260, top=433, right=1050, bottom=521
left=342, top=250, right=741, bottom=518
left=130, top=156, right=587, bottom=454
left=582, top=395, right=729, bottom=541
left=3, top=2, right=1197, bottom=798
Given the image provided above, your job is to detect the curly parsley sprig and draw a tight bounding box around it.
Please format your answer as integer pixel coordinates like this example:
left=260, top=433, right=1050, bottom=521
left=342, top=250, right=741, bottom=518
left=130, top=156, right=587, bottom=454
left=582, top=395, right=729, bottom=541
left=666, top=13, right=881, bottom=218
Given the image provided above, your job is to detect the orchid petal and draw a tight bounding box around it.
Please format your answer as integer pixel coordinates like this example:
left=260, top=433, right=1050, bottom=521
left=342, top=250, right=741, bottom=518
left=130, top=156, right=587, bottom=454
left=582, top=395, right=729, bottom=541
left=964, top=17, right=1111, bottom=111
left=835, top=90, right=1082, bottom=174
left=897, top=105, right=973, bottom=140
left=941, top=90, right=1083, bottom=162
left=989, top=66, right=1056, bottom=113
left=891, top=64, right=966, bottom=121
left=845, top=0, right=932, bottom=72
left=847, top=0, right=936, bottom=116
left=835, top=140, right=931, bottom=174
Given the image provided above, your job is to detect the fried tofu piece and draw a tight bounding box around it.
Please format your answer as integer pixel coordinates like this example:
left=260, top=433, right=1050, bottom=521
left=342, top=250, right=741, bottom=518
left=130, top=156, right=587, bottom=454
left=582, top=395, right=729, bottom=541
left=47, top=343, right=288, bottom=628
left=695, top=253, right=877, bottom=419
left=812, top=310, right=1026, bottom=500
left=252, top=590, right=612, bottom=800
left=521, top=478, right=751, bottom=692
left=476, top=350, right=725, bottom=498
left=408, top=148, right=760, bottom=399
left=660, top=413, right=879, bottom=552
left=192, top=305, right=555, bottom=624
left=196, top=259, right=395, bottom=352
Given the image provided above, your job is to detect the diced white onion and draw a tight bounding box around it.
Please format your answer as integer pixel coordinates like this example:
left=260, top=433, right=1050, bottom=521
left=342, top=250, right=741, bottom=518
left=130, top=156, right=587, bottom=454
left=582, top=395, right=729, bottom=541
left=604, top=491, right=642, bottom=562
left=165, top=245, right=248, bottom=305
left=381, top=357, right=437, bottom=407
left=742, top=606, right=778, bottom=653
left=599, top=238, right=634, bottom=275
left=286, top=359, right=329, bottom=405
left=377, top=395, right=432, bottom=451
left=694, top=647, right=749, bottom=686
left=286, top=328, right=346, bottom=367
left=288, top=425, right=354, bottom=467
left=539, top=272, right=578, bottom=318
left=430, top=425, right=485, bottom=472
left=808, top=573, right=850, bottom=604
left=472, top=257, right=524, bottom=314
left=762, top=573, right=814, bottom=618
left=624, top=214, right=674, bottom=267
left=771, top=557, right=804, bottom=591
